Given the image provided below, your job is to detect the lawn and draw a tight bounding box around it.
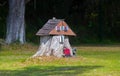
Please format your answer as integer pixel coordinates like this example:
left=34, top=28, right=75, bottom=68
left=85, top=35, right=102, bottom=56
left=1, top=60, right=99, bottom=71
left=0, top=44, right=120, bottom=76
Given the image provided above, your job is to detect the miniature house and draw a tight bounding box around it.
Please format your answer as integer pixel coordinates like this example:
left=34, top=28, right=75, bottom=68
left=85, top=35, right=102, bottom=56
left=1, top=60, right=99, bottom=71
left=32, top=17, right=76, bottom=57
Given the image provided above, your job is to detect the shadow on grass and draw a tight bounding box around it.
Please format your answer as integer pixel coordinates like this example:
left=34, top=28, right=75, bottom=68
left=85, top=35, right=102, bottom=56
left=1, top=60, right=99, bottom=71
left=0, top=65, right=103, bottom=76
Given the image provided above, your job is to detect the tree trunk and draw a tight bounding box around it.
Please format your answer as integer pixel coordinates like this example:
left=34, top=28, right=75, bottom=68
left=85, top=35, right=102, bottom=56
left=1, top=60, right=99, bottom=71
left=6, top=0, right=25, bottom=44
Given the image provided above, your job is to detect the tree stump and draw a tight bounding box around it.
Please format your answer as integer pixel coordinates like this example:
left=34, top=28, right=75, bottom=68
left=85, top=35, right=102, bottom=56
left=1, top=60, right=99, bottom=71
left=32, top=36, right=73, bottom=57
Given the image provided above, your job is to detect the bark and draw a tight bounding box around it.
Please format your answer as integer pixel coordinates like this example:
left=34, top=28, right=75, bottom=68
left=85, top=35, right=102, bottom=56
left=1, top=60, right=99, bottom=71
left=6, top=0, right=26, bottom=44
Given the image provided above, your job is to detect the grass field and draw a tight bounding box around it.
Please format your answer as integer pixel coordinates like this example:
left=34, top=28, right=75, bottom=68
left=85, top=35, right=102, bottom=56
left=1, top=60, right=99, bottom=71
left=0, top=43, right=120, bottom=76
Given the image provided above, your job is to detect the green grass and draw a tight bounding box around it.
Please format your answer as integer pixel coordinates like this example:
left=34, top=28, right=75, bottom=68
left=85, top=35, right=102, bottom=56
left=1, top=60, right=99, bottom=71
left=0, top=44, right=120, bottom=76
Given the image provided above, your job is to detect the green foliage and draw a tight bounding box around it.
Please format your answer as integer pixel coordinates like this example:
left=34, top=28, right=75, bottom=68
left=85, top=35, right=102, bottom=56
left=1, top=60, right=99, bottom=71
left=0, top=44, right=120, bottom=76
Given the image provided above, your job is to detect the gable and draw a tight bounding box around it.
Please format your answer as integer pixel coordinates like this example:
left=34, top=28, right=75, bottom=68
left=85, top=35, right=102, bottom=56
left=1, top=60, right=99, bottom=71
left=49, top=21, right=76, bottom=36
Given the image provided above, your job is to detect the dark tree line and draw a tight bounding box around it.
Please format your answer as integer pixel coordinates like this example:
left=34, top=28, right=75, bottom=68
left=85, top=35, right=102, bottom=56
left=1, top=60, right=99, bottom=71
left=0, top=0, right=120, bottom=44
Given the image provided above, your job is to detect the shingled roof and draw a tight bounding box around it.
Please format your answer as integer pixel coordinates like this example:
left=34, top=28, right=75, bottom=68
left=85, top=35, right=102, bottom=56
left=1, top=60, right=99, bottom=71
left=36, top=17, right=76, bottom=36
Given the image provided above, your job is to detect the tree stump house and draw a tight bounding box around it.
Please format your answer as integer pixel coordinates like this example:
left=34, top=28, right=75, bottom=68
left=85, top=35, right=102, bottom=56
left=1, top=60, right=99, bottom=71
left=33, top=17, right=76, bottom=57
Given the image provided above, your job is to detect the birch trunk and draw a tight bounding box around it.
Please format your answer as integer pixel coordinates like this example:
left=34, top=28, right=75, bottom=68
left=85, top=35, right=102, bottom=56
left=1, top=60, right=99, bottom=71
left=6, top=0, right=25, bottom=44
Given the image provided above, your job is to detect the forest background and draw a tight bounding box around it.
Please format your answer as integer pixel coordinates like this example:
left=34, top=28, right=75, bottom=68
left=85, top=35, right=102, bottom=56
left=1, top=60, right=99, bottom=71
left=0, top=0, right=120, bottom=45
